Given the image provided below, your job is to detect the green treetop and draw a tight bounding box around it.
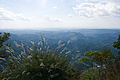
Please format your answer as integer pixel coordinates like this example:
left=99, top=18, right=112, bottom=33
left=113, top=35, right=120, bottom=50
left=0, top=32, right=10, bottom=60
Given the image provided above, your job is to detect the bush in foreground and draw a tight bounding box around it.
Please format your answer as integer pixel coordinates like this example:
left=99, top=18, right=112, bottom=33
left=1, top=50, right=80, bottom=80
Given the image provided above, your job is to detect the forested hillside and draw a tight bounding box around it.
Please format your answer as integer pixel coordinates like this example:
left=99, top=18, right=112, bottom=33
left=2, top=29, right=120, bottom=54
left=0, top=29, right=120, bottom=80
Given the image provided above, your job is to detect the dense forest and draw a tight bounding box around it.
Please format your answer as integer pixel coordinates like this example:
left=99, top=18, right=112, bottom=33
left=0, top=29, right=120, bottom=80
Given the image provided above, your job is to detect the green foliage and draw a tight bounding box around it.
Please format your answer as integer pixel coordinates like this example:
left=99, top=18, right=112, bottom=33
left=113, top=35, right=120, bottom=50
left=80, top=68, right=101, bottom=80
left=80, top=49, right=120, bottom=80
left=107, top=34, right=120, bottom=80
left=1, top=33, right=120, bottom=80
left=80, top=49, right=114, bottom=66
left=79, top=34, right=120, bottom=80
left=0, top=32, right=10, bottom=59
left=2, top=51, right=80, bottom=80
left=0, top=32, right=10, bottom=48
left=80, top=56, right=90, bottom=62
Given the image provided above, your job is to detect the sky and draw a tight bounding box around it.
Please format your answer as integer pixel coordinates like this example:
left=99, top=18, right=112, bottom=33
left=0, top=0, right=120, bottom=29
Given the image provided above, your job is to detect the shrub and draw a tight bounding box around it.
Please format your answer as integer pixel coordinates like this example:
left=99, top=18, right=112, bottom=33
left=2, top=50, right=80, bottom=80
left=80, top=68, right=101, bottom=80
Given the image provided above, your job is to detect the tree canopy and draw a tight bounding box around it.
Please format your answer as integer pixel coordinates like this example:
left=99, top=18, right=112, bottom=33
left=0, top=32, right=10, bottom=60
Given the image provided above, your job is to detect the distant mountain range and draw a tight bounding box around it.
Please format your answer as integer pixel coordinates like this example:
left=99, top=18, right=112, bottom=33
left=1, top=29, right=120, bottom=55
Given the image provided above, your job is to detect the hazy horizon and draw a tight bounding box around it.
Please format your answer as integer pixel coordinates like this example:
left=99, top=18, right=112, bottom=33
left=0, top=27, right=120, bottom=30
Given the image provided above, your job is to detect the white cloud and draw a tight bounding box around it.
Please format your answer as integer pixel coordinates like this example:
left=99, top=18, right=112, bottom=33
left=53, top=6, right=57, bottom=9
left=73, top=1, right=120, bottom=17
left=68, top=14, right=73, bottom=17
left=47, top=17, right=62, bottom=22
left=0, top=8, right=30, bottom=21
left=36, top=0, right=47, bottom=7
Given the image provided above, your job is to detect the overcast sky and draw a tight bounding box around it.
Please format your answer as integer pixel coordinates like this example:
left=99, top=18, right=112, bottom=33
left=0, top=0, right=120, bottom=29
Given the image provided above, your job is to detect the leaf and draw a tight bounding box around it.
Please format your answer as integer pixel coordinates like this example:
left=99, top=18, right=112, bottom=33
left=80, top=56, right=90, bottom=61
